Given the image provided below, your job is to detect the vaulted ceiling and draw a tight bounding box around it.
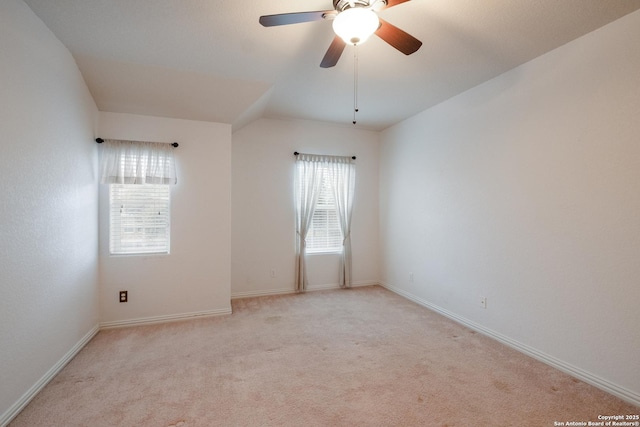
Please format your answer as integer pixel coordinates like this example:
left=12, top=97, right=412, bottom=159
left=24, top=0, right=640, bottom=131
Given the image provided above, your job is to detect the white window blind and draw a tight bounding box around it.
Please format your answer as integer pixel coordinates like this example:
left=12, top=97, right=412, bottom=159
left=109, top=184, right=170, bottom=255
left=306, top=168, right=342, bottom=253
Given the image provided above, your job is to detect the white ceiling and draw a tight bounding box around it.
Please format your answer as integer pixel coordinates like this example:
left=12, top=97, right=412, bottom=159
left=24, top=0, right=640, bottom=131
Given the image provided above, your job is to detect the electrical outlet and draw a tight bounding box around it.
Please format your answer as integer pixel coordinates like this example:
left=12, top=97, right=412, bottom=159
left=270, top=269, right=276, bottom=278
left=409, top=272, right=414, bottom=282
left=119, top=291, right=128, bottom=303
left=480, top=297, right=487, bottom=309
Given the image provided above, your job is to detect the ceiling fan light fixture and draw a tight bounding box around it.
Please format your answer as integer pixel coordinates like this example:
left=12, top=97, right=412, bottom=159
left=332, top=7, right=379, bottom=45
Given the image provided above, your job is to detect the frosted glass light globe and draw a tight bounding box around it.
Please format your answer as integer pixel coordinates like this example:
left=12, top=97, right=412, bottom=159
left=332, top=8, right=380, bottom=45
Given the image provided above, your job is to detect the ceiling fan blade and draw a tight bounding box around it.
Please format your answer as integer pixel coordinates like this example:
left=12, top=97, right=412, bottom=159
left=320, top=36, right=347, bottom=68
left=259, top=10, right=335, bottom=27
left=375, top=18, right=422, bottom=55
left=380, top=0, right=411, bottom=10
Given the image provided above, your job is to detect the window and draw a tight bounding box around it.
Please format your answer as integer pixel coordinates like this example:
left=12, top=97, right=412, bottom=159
left=294, top=153, right=355, bottom=290
left=109, top=184, right=170, bottom=255
left=304, top=167, right=343, bottom=254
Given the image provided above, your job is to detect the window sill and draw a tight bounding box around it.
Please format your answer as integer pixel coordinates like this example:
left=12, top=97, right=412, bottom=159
left=109, top=252, right=170, bottom=257
left=306, top=250, right=343, bottom=256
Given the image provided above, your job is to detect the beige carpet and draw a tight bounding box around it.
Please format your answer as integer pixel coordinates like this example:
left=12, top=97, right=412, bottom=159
left=10, top=286, right=637, bottom=426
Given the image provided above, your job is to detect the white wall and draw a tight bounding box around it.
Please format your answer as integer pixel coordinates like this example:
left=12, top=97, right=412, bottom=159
left=231, top=118, right=380, bottom=297
left=379, top=10, right=640, bottom=404
left=0, top=0, right=99, bottom=423
left=98, top=112, right=232, bottom=325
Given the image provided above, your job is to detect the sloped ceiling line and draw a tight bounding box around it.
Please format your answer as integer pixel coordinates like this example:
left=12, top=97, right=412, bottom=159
left=24, top=0, right=640, bottom=131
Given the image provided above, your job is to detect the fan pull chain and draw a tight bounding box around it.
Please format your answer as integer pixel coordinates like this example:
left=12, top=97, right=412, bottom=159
left=353, top=44, right=359, bottom=125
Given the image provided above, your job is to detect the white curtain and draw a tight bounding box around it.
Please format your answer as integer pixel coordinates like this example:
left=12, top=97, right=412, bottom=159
left=294, top=154, right=325, bottom=292
left=100, top=139, right=177, bottom=185
left=294, top=153, right=356, bottom=291
left=328, top=158, right=356, bottom=288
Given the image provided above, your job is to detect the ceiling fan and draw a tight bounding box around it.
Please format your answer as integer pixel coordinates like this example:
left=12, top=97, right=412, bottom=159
left=259, top=0, right=422, bottom=68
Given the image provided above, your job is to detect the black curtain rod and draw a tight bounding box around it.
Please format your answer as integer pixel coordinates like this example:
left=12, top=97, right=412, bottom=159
left=95, top=138, right=179, bottom=148
left=294, top=151, right=355, bottom=160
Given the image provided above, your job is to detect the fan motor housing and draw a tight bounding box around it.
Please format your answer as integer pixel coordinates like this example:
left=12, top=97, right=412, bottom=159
left=333, top=0, right=378, bottom=11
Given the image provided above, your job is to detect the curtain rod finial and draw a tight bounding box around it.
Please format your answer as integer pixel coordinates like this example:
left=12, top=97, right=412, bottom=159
left=172, top=142, right=179, bottom=148
left=294, top=151, right=299, bottom=156
left=95, top=138, right=104, bottom=143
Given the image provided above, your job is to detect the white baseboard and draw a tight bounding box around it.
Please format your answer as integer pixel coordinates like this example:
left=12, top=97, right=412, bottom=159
left=100, top=307, right=232, bottom=329
left=0, top=324, right=100, bottom=427
left=231, top=280, right=377, bottom=299
left=14, top=281, right=633, bottom=427
left=231, top=287, right=295, bottom=299
left=3, top=307, right=232, bottom=425
left=309, top=280, right=376, bottom=291
left=379, top=281, right=640, bottom=408
left=4, top=283, right=378, bottom=423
